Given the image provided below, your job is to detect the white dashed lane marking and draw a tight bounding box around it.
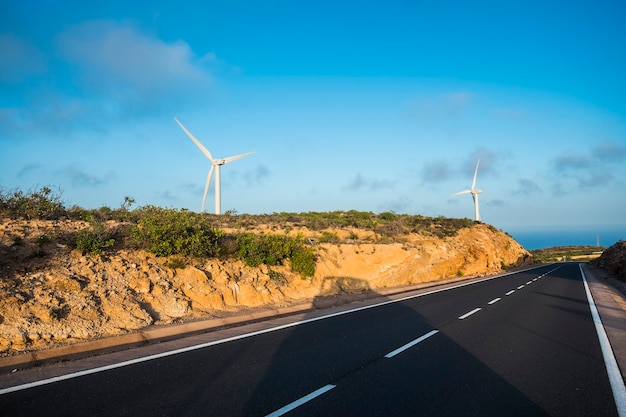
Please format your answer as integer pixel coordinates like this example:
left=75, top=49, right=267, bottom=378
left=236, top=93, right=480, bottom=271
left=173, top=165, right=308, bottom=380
left=265, top=384, right=336, bottom=417
left=385, top=330, right=439, bottom=358
left=458, top=308, right=482, bottom=320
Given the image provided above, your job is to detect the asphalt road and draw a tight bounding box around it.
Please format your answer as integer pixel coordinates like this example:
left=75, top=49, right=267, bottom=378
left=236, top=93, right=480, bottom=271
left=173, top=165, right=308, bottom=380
left=0, top=263, right=624, bottom=416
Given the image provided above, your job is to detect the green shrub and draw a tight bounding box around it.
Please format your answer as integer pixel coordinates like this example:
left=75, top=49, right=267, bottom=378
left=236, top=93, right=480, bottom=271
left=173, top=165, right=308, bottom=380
left=236, top=233, right=287, bottom=267
left=378, top=211, right=396, bottom=221
left=236, top=233, right=316, bottom=277
left=319, top=231, right=340, bottom=243
left=290, top=245, right=316, bottom=278
left=0, top=186, right=66, bottom=220
left=130, top=207, right=222, bottom=257
left=74, top=222, right=115, bottom=255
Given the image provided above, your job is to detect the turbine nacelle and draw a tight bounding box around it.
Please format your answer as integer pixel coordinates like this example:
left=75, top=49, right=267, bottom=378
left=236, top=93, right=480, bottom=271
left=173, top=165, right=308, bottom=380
left=213, top=152, right=256, bottom=167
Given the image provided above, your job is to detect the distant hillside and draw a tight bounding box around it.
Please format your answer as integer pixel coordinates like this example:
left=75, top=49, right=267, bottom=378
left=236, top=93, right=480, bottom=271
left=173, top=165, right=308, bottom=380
left=530, top=245, right=604, bottom=263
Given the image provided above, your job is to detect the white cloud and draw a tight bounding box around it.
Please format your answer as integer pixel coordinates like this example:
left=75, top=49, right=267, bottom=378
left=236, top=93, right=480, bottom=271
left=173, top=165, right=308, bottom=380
left=55, top=20, right=212, bottom=102
left=1, top=21, right=220, bottom=139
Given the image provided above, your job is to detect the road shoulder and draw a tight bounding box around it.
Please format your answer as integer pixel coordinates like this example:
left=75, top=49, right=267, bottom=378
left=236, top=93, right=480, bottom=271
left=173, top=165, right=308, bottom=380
left=582, top=263, right=626, bottom=380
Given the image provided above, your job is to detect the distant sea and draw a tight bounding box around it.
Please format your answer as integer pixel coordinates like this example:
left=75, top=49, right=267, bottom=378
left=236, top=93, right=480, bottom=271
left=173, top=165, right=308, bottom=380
left=507, top=226, right=626, bottom=250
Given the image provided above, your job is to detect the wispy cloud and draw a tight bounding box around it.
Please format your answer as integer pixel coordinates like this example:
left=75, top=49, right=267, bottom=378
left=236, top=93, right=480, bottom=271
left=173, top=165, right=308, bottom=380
left=158, top=190, right=179, bottom=202
left=550, top=140, right=624, bottom=194
left=380, top=196, right=412, bottom=213
left=342, top=173, right=396, bottom=191
left=421, top=160, right=453, bottom=183
left=486, top=199, right=505, bottom=207
left=421, top=147, right=507, bottom=186
left=231, top=164, right=271, bottom=186
left=464, top=147, right=502, bottom=176
left=515, top=178, right=541, bottom=195
left=592, top=140, right=626, bottom=163
left=553, top=153, right=593, bottom=171
left=1, top=21, right=218, bottom=139
left=17, top=163, right=46, bottom=180
left=55, top=20, right=212, bottom=102
left=55, top=166, right=112, bottom=188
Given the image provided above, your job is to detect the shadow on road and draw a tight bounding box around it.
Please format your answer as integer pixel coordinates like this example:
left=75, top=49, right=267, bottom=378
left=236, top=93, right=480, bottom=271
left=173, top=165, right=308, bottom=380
left=239, top=276, right=549, bottom=417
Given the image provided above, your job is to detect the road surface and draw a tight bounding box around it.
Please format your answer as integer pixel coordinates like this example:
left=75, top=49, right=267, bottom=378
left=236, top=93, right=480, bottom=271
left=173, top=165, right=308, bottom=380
left=1, top=263, right=624, bottom=416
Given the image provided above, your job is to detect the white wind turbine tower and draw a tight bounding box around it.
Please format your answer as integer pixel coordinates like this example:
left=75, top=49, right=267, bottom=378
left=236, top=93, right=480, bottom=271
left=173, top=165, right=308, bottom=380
left=453, top=160, right=483, bottom=221
left=174, top=117, right=255, bottom=214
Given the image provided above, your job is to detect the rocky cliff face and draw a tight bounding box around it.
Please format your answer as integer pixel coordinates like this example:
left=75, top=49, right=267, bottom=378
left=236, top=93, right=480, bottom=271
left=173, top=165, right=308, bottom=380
left=0, top=219, right=528, bottom=354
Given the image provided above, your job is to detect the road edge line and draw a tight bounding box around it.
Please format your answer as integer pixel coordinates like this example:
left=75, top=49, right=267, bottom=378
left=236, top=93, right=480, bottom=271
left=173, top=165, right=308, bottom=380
left=580, top=264, right=626, bottom=416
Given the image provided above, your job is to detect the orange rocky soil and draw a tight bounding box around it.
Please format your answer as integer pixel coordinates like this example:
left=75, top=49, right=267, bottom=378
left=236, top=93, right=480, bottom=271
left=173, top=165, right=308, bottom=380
left=0, top=219, right=528, bottom=354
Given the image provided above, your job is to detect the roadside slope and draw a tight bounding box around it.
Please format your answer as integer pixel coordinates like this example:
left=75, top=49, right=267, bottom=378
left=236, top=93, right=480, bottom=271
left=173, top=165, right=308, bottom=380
left=0, top=220, right=527, bottom=354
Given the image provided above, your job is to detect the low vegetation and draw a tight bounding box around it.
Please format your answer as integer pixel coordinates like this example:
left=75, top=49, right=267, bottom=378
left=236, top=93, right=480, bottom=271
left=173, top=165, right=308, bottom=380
left=530, top=245, right=604, bottom=262
left=0, top=185, right=491, bottom=279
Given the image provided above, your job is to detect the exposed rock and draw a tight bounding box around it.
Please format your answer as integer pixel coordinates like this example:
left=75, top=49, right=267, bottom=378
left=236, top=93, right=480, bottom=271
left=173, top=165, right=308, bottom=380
left=0, top=219, right=528, bottom=354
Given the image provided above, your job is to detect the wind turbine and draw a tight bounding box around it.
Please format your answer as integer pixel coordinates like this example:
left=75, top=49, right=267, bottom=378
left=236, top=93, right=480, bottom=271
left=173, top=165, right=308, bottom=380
left=453, top=160, right=483, bottom=221
left=174, top=117, right=255, bottom=214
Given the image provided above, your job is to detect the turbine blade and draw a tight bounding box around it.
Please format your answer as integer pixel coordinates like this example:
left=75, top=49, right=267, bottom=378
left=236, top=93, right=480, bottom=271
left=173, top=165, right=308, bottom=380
left=453, top=190, right=472, bottom=196
left=174, top=117, right=215, bottom=162
left=222, top=151, right=256, bottom=164
left=471, top=160, right=480, bottom=190
left=202, top=166, right=215, bottom=212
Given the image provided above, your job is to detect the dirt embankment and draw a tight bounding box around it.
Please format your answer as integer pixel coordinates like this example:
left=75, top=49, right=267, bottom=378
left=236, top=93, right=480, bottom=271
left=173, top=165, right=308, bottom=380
left=0, top=219, right=528, bottom=354
left=592, top=240, right=626, bottom=280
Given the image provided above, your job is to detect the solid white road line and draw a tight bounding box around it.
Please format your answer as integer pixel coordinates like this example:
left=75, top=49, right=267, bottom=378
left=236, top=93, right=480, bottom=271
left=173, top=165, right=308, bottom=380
left=579, top=265, right=626, bottom=416
left=265, top=384, right=336, bottom=417
left=458, top=308, right=482, bottom=320
left=505, top=290, right=515, bottom=296
left=488, top=297, right=501, bottom=305
left=384, top=330, right=439, bottom=358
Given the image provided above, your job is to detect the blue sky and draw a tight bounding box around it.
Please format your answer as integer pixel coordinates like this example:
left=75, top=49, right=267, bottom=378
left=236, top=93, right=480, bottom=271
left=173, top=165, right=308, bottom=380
left=1, top=0, right=625, bottom=236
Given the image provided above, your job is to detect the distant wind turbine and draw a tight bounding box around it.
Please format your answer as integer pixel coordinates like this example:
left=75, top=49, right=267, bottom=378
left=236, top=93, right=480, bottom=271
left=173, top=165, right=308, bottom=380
left=174, top=117, right=255, bottom=214
left=454, top=160, right=483, bottom=221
